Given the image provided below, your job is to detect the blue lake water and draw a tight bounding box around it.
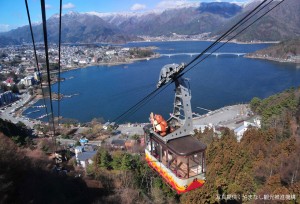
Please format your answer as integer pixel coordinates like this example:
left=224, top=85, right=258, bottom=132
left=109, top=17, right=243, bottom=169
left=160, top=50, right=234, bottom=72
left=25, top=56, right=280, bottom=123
left=24, top=41, right=300, bottom=123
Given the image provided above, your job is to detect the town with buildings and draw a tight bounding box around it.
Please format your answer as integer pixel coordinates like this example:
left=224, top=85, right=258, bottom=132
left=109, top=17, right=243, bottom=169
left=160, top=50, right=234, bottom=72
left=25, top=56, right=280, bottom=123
left=0, top=43, right=154, bottom=159
left=0, top=44, right=157, bottom=83
left=0, top=43, right=157, bottom=117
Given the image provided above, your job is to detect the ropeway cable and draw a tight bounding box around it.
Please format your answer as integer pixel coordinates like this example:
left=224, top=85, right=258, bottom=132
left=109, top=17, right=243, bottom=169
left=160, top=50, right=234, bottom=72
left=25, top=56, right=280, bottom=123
left=116, top=82, right=171, bottom=122
left=180, top=0, right=285, bottom=76
left=57, top=0, right=63, bottom=127
left=111, top=0, right=286, bottom=123
left=112, top=87, right=161, bottom=123
left=40, top=0, right=56, bottom=139
left=112, top=0, right=270, bottom=123
left=112, top=0, right=274, bottom=123
left=25, top=0, right=51, bottom=125
left=181, top=0, right=269, bottom=71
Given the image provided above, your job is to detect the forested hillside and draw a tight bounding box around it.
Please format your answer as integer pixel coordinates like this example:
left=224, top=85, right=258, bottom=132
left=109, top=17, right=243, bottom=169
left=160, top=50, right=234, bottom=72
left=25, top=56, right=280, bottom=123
left=181, top=88, right=300, bottom=203
left=75, top=88, right=300, bottom=203
left=0, top=132, right=107, bottom=203
left=1, top=87, right=300, bottom=203
left=0, top=118, right=32, bottom=146
left=246, top=38, right=300, bottom=63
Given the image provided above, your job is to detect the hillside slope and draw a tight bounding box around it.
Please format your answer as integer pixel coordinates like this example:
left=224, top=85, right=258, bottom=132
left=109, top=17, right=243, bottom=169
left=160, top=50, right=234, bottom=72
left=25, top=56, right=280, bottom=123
left=181, top=87, right=300, bottom=203
left=0, top=0, right=299, bottom=45
left=0, top=12, right=140, bottom=44
left=218, top=0, right=300, bottom=42
left=100, top=2, right=241, bottom=36
left=245, top=38, right=300, bottom=63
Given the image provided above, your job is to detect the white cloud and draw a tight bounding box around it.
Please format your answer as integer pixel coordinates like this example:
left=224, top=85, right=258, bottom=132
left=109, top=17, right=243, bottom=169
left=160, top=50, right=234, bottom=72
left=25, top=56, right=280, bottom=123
left=0, top=24, right=11, bottom=32
left=45, top=4, right=52, bottom=9
left=62, top=2, right=75, bottom=9
left=131, top=3, right=147, bottom=11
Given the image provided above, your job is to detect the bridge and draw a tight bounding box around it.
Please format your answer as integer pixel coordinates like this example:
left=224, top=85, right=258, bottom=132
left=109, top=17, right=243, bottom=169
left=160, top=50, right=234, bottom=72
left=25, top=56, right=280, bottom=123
left=160, top=52, right=247, bottom=58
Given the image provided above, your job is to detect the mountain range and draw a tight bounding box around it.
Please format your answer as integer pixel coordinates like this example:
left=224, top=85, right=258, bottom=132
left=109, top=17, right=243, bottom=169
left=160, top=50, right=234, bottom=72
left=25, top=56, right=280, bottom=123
left=0, top=0, right=299, bottom=46
left=219, top=0, right=300, bottom=41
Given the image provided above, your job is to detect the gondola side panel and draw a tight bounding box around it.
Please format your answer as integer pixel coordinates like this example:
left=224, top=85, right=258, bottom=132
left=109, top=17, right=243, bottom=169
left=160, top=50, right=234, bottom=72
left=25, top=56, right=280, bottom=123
left=145, top=150, right=205, bottom=194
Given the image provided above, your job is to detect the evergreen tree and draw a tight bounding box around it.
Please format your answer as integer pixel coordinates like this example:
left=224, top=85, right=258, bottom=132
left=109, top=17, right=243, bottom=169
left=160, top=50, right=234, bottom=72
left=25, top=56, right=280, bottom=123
left=121, top=153, right=133, bottom=170
left=100, top=149, right=111, bottom=169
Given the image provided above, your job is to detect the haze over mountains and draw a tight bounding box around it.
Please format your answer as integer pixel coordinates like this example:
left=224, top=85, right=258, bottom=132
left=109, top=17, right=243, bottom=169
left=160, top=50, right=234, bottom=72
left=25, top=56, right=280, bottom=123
left=0, top=0, right=299, bottom=46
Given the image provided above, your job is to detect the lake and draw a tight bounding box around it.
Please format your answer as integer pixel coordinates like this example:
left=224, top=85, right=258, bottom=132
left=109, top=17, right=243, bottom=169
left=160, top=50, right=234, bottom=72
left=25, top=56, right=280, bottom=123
left=23, top=41, right=300, bottom=123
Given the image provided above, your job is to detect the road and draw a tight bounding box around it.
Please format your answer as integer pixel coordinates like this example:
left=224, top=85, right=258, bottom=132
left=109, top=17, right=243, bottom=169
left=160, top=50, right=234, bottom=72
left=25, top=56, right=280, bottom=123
left=106, top=104, right=251, bottom=141
left=0, top=93, right=40, bottom=128
left=57, top=138, right=102, bottom=146
left=1, top=94, right=250, bottom=147
left=193, top=104, right=251, bottom=129
left=117, top=124, right=145, bottom=135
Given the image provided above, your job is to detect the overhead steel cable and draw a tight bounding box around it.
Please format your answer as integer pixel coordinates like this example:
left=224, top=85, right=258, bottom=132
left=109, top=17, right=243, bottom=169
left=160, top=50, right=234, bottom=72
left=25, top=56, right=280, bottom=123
left=40, top=0, right=56, bottom=139
left=181, top=0, right=283, bottom=76
left=112, top=87, right=160, bottom=123
left=180, top=0, right=269, bottom=73
left=117, top=82, right=171, bottom=122
left=57, top=0, right=63, bottom=126
left=111, top=0, right=285, bottom=123
left=154, top=1, right=282, bottom=106
left=24, top=0, right=51, bottom=124
left=112, top=0, right=272, bottom=123
left=109, top=83, right=155, bottom=101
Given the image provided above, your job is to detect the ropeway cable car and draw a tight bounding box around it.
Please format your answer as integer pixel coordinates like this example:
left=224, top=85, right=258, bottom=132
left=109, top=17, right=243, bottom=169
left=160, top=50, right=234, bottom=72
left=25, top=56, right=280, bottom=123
left=143, top=63, right=207, bottom=194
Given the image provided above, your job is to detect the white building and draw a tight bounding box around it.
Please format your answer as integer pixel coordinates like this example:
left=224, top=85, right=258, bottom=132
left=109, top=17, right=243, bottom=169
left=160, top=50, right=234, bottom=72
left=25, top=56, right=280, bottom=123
left=0, top=91, right=18, bottom=107
left=194, top=123, right=214, bottom=133
left=105, top=50, right=116, bottom=55
left=75, top=146, right=97, bottom=169
left=34, top=72, right=41, bottom=82
left=120, top=48, right=130, bottom=52
left=234, top=117, right=261, bottom=142
left=26, top=67, right=35, bottom=74
left=79, top=60, right=87, bottom=65
left=234, top=124, right=248, bottom=142
left=21, top=76, right=34, bottom=87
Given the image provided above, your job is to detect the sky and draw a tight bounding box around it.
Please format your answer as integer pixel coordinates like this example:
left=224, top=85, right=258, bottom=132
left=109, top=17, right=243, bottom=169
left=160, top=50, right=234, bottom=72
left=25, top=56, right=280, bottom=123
left=0, top=0, right=250, bottom=32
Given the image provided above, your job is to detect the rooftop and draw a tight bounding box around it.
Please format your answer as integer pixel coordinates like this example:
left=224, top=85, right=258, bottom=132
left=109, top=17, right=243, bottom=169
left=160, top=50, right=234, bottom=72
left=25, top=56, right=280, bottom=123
left=77, top=151, right=97, bottom=161
left=153, top=135, right=207, bottom=156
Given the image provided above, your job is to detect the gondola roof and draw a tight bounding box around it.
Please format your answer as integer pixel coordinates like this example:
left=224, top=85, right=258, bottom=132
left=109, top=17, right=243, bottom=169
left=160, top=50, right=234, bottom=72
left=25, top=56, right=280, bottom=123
left=153, top=134, right=207, bottom=156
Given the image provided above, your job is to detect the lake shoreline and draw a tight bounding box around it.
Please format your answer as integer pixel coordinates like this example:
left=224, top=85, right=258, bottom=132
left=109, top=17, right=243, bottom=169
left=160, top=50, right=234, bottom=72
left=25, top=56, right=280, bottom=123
left=53, top=40, right=279, bottom=77
left=23, top=41, right=300, bottom=123
left=131, top=39, right=279, bottom=45
left=55, top=39, right=278, bottom=77
left=50, top=53, right=161, bottom=82
left=245, top=54, right=300, bottom=65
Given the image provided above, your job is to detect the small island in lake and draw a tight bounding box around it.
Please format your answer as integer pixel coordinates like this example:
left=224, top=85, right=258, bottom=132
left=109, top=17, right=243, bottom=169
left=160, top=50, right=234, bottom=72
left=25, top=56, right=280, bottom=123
left=245, top=38, right=300, bottom=64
